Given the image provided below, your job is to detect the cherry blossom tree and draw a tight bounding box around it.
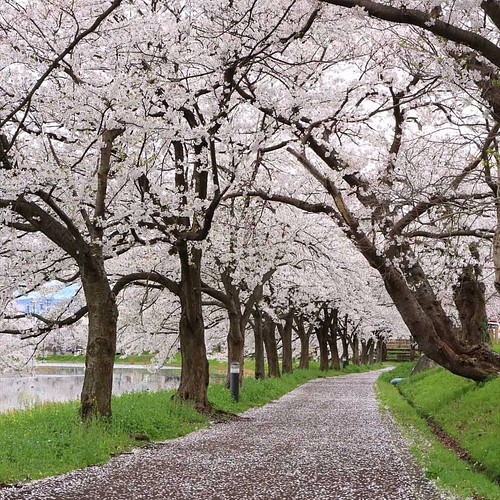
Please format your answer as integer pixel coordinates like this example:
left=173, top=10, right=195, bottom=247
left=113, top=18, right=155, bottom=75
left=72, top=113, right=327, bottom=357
left=200, top=199, right=287, bottom=384
left=225, top=8, right=500, bottom=380
left=0, top=0, right=134, bottom=419
left=318, top=0, right=500, bottom=288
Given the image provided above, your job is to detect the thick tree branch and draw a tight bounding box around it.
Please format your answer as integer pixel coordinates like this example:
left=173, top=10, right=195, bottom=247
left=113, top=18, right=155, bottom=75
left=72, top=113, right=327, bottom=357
left=200, top=283, right=232, bottom=309
left=0, top=197, right=81, bottom=259
left=482, top=0, right=500, bottom=31
left=227, top=189, right=338, bottom=217
left=390, top=193, right=493, bottom=237
left=113, top=272, right=180, bottom=296
left=94, top=128, right=125, bottom=226
left=321, top=0, right=500, bottom=69
left=31, top=306, right=88, bottom=327
left=404, top=229, right=494, bottom=240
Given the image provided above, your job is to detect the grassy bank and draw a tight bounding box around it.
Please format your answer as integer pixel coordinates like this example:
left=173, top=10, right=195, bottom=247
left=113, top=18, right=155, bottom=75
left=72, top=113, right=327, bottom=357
left=0, top=362, right=384, bottom=485
left=36, top=353, right=245, bottom=376
left=377, top=364, right=500, bottom=499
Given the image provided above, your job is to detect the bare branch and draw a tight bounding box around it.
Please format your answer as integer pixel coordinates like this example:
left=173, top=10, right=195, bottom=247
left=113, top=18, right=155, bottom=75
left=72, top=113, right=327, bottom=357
left=404, top=229, right=494, bottom=239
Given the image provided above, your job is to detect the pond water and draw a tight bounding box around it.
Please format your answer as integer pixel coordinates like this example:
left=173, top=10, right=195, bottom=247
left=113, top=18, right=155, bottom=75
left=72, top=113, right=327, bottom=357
left=0, top=363, right=183, bottom=412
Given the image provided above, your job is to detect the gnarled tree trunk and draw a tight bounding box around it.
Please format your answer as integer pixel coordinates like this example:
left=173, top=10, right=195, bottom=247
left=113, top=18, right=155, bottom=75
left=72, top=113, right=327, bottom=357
left=80, top=253, right=118, bottom=421
left=177, top=244, right=210, bottom=412
left=375, top=338, right=386, bottom=363
left=328, top=308, right=340, bottom=370
left=381, top=258, right=500, bottom=381
left=453, top=260, right=487, bottom=345
left=360, top=338, right=374, bottom=365
left=368, top=339, right=375, bottom=365
left=349, top=332, right=360, bottom=365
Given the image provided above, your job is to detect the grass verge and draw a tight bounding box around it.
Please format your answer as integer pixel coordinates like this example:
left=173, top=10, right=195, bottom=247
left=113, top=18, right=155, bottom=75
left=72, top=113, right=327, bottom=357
left=377, top=364, right=500, bottom=500
left=0, top=362, right=384, bottom=485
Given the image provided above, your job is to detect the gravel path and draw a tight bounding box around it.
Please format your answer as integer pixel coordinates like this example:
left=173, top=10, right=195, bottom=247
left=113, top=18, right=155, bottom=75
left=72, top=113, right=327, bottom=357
left=1, top=370, right=450, bottom=500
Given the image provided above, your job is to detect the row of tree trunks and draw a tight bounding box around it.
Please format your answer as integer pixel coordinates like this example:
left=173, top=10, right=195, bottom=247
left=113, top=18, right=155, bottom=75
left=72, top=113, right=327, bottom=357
left=254, top=308, right=300, bottom=378
left=308, top=306, right=390, bottom=369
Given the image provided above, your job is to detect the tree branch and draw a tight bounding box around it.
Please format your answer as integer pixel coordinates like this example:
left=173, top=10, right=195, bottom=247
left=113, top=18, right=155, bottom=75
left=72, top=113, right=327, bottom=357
left=113, top=272, right=180, bottom=296
left=404, top=229, right=494, bottom=240
left=0, top=0, right=124, bottom=129
left=321, top=0, right=500, bottom=69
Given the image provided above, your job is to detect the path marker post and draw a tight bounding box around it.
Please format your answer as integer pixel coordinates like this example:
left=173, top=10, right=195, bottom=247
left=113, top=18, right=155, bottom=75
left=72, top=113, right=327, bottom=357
left=230, top=362, right=240, bottom=401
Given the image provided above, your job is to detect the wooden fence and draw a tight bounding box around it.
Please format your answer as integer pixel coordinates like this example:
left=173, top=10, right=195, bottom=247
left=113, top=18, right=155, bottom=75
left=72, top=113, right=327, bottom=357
left=385, top=339, right=419, bottom=361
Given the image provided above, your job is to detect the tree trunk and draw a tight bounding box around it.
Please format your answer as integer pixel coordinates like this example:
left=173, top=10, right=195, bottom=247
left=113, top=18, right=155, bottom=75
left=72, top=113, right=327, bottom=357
left=360, top=338, right=373, bottom=365
left=339, top=314, right=350, bottom=364
left=376, top=339, right=386, bottom=363
left=453, top=262, right=487, bottom=345
left=494, top=202, right=500, bottom=295
left=316, top=319, right=329, bottom=371
left=349, top=333, right=360, bottom=365
left=328, top=309, right=341, bottom=370
left=295, top=136, right=500, bottom=379
left=80, top=255, right=118, bottom=421
left=253, top=307, right=265, bottom=380
left=294, top=314, right=310, bottom=369
left=328, top=336, right=340, bottom=370
left=278, top=311, right=294, bottom=374
left=176, top=244, right=210, bottom=412
left=381, top=258, right=500, bottom=381
left=368, top=340, right=375, bottom=365
left=263, top=313, right=280, bottom=378
left=340, top=221, right=500, bottom=378
left=360, top=339, right=369, bottom=365
left=227, top=308, right=245, bottom=386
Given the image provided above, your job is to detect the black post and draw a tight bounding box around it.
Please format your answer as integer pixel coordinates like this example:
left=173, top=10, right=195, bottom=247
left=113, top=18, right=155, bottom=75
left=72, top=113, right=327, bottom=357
left=230, top=362, right=240, bottom=401
left=341, top=355, right=348, bottom=369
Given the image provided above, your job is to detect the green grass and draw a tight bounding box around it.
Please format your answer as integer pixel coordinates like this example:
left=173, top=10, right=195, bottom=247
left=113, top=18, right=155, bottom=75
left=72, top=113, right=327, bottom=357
left=377, top=364, right=500, bottom=499
left=397, top=368, right=500, bottom=481
left=0, top=362, right=385, bottom=485
left=0, top=391, right=206, bottom=484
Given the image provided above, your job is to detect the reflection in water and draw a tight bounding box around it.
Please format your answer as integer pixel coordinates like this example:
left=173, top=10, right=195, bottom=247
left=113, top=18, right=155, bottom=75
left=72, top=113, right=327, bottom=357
left=0, top=365, right=182, bottom=412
